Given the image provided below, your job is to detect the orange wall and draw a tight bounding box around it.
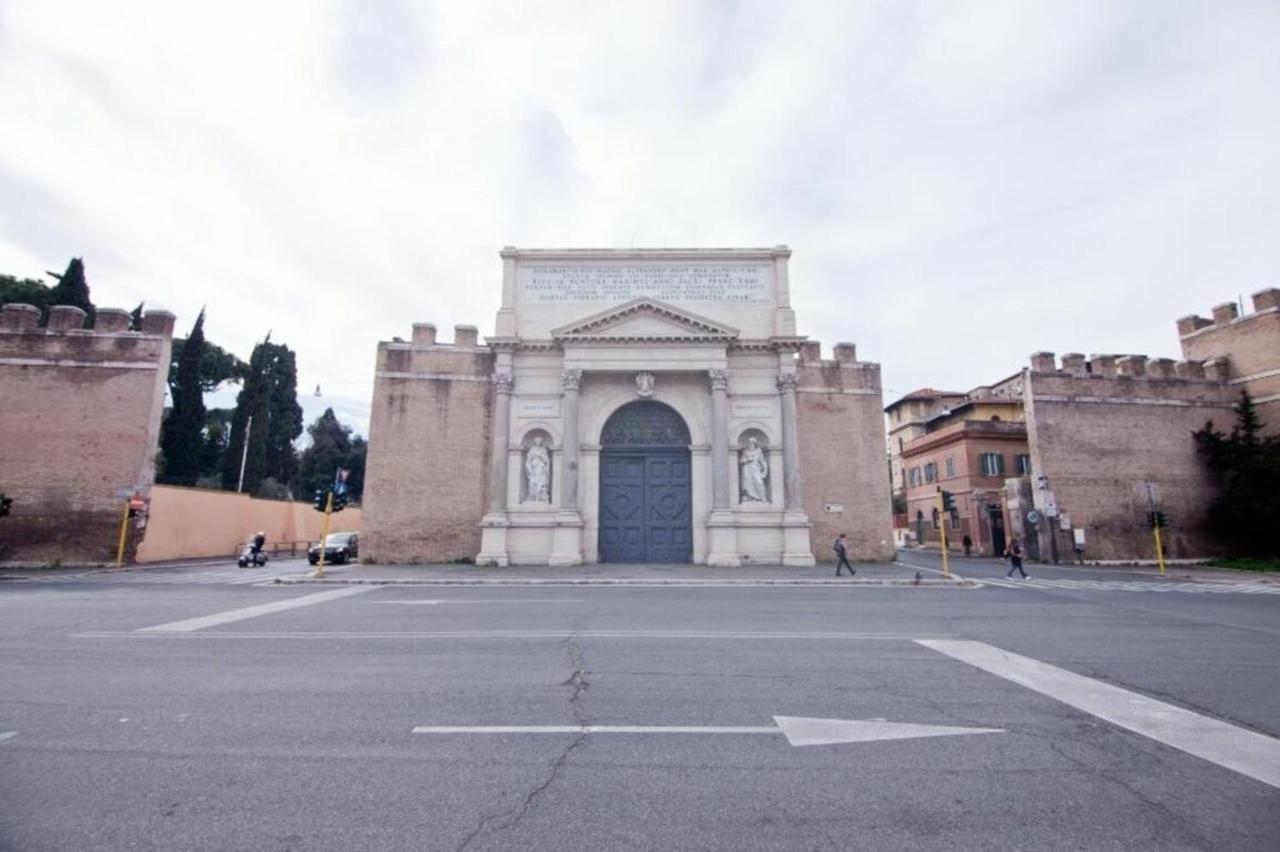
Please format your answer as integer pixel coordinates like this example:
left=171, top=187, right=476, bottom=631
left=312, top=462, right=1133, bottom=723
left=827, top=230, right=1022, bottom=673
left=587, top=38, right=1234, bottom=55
left=135, top=485, right=363, bottom=563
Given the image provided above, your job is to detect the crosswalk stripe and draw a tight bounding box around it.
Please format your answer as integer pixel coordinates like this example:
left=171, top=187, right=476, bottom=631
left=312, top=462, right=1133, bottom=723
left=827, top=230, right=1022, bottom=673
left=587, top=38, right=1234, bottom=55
left=980, top=577, right=1280, bottom=595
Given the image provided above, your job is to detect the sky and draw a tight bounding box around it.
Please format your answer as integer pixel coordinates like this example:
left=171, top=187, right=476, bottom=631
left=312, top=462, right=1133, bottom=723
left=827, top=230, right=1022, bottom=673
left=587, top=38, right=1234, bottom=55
left=2, top=1, right=1278, bottom=436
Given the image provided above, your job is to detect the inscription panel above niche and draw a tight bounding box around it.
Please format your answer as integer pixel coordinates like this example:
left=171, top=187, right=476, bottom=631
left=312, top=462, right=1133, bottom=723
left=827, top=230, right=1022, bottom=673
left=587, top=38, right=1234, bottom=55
left=522, top=264, right=771, bottom=305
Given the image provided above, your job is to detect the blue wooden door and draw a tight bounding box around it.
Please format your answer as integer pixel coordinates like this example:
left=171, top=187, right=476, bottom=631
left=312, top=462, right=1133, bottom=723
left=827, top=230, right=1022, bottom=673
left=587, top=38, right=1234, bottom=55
left=599, top=451, right=691, bottom=563
left=598, top=401, right=693, bottom=564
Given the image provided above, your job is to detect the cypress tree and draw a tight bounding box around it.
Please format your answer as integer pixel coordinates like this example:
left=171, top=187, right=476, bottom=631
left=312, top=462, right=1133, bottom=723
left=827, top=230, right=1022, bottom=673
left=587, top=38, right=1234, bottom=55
left=220, top=337, right=301, bottom=493
left=222, top=337, right=272, bottom=492
left=45, top=257, right=95, bottom=325
left=159, top=310, right=208, bottom=486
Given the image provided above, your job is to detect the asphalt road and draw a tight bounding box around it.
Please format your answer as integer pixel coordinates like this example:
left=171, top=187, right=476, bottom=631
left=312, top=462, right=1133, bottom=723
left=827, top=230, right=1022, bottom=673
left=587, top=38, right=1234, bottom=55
left=1, top=556, right=1278, bottom=851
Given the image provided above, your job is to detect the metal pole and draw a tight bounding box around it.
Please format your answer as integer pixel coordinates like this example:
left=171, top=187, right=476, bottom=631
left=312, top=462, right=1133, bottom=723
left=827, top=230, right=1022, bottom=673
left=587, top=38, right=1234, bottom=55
left=237, top=415, right=253, bottom=494
left=936, top=489, right=950, bottom=578
left=114, top=501, right=130, bottom=568
left=1154, top=525, right=1167, bottom=575
left=314, top=491, right=333, bottom=578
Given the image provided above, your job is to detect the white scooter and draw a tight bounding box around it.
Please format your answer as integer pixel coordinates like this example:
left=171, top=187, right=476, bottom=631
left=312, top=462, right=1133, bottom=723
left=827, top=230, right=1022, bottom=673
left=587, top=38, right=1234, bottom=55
left=237, top=543, right=269, bottom=568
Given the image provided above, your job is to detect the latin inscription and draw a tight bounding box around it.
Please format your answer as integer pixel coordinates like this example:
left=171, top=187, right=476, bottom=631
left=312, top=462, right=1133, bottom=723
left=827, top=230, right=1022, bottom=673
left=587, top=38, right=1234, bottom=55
left=523, top=265, right=770, bottom=304
left=731, top=401, right=774, bottom=419
left=517, top=399, right=561, bottom=419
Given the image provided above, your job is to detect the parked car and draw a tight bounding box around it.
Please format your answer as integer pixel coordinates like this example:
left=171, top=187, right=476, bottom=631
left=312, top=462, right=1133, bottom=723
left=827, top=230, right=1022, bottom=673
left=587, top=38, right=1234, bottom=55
left=308, top=532, right=359, bottom=565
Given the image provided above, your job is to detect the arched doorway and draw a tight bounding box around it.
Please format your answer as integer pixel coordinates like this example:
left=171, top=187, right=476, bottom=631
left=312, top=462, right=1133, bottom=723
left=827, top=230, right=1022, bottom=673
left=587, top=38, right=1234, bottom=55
left=598, top=400, right=692, bottom=563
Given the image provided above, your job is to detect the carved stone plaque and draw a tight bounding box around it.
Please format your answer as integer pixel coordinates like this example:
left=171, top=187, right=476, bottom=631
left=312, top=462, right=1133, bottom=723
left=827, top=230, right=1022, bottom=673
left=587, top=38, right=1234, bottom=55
left=523, top=264, right=770, bottom=304
left=517, top=399, right=560, bottom=419
left=731, top=400, right=773, bottom=419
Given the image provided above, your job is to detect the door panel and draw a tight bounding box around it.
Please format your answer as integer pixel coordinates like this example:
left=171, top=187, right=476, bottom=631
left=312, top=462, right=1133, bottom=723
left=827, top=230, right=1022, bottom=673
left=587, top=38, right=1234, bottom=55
left=599, top=451, right=691, bottom=563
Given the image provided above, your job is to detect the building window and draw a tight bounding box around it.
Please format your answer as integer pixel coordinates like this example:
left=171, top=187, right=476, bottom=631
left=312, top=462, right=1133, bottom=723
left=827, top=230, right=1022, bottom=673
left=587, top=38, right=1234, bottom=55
left=944, top=456, right=955, bottom=478
left=1016, top=454, right=1032, bottom=475
left=979, top=453, right=1005, bottom=476
left=908, top=467, right=921, bottom=486
left=924, top=462, right=937, bottom=483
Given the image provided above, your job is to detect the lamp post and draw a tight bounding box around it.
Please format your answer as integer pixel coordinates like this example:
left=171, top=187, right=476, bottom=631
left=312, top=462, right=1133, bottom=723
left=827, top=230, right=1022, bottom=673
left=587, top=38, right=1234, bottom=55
left=236, top=415, right=253, bottom=494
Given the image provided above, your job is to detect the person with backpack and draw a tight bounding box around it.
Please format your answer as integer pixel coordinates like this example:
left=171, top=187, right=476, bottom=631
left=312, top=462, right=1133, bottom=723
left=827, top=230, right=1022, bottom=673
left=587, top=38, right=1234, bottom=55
left=1004, top=537, right=1028, bottom=578
left=833, top=533, right=856, bottom=577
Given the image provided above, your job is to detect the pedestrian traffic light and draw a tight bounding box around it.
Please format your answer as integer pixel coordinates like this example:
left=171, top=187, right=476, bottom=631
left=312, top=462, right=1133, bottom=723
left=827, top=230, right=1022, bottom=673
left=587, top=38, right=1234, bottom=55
left=0, top=493, right=12, bottom=517
left=940, top=490, right=955, bottom=512
left=1147, top=511, right=1169, bottom=528
left=332, top=492, right=347, bottom=513
left=313, top=489, right=327, bottom=513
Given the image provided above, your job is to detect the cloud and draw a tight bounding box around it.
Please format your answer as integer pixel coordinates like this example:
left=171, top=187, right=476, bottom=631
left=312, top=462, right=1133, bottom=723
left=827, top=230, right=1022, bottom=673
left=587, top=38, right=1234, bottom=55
left=0, top=0, right=1278, bottom=429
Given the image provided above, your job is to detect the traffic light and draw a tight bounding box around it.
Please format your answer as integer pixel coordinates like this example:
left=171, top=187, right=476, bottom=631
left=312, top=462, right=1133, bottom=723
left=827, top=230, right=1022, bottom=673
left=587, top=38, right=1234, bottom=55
left=1147, top=511, right=1169, bottom=529
left=0, top=493, right=12, bottom=517
left=332, top=491, right=347, bottom=513
left=940, top=490, right=955, bottom=512
left=313, top=489, right=327, bottom=513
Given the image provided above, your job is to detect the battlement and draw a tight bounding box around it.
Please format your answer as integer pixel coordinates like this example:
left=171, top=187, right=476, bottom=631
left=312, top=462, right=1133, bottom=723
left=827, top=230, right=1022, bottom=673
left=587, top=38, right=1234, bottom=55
left=1027, top=351, right=1227, bottom=384
left=1, top=302, right=175, bottom=337
left=1176, top=288, right=1280, bottom=338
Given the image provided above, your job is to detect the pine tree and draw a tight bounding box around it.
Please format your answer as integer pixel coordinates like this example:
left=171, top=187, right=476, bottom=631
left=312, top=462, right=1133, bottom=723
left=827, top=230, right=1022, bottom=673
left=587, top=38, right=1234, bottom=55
left=159, top=310, right=208, bottom=486
left=297, top=408, right=367, bottom=502
left=44, top=257, right=95, bottom=326
left=1193, top=390, right=1280, bottom=557
left=222, top=338, right=272, bottom=492
left=263, top=344, right=303, bottom=484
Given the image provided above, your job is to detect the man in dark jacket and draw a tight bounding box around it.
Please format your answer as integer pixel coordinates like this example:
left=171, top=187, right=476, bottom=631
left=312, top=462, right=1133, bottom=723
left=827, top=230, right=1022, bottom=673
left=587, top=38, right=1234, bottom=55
left=833, top=533, right=856, bottom=577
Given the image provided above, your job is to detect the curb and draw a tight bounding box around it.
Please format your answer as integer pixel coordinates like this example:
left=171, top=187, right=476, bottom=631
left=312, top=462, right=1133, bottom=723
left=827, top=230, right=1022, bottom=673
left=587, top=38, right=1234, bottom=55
left=271, top=577, right=980, bottom=588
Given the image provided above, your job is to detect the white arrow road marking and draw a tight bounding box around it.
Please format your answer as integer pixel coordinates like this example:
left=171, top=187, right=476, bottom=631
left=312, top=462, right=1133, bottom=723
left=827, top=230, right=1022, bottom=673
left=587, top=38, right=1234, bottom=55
left=918, top=639, right=1280, bottom=791
left=137, top=586, right=373, bottom=633
left=0, top=731, right=17, bottom=743
left=412, top=717, right=1004, bottom=747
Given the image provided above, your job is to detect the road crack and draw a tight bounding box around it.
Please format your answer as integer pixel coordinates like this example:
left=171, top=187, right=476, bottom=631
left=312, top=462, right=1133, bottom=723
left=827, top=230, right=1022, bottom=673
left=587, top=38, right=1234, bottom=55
left=455, top=638, right=590, bottom=851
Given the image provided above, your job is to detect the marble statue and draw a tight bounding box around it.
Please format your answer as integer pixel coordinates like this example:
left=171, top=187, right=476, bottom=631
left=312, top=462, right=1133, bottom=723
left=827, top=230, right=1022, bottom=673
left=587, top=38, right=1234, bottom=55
left=739, top=437, right=769, bottom=502
left=636, top=371, right=655, bottom=397
left=524, top=436, right=551, bottom=503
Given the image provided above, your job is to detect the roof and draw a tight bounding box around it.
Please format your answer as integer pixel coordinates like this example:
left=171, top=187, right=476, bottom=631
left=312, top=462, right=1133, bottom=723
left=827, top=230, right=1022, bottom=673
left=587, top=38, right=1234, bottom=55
left=884, top=388, right=965, bottom=411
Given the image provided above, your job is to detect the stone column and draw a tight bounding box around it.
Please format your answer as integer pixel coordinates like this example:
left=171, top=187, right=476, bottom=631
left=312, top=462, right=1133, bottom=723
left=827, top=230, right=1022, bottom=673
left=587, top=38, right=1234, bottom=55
left=706, top=368, right=740, bottom=567
left=487, top=372, right=515, bottom=513
left=777, top=372, right=815, bottom=566
left=709, top=369, right=730, bottom=511
left=550, top=369, right=584, bottom=566
left=477, top=372, right=515, bottom=566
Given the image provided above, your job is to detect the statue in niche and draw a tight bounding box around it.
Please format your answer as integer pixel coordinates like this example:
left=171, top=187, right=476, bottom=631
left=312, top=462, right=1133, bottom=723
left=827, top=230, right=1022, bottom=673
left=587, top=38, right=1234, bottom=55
left=524, top=436, right=551, bottom=503
left=739, top=437, right=769, bottom=503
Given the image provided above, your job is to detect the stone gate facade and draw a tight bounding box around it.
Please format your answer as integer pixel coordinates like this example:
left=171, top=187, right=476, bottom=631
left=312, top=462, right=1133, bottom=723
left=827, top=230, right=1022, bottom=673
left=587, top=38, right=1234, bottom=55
left=363, top=247, right=893, bottom=566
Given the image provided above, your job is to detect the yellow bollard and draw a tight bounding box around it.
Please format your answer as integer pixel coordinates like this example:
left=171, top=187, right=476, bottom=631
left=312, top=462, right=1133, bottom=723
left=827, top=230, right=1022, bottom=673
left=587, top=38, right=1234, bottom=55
left=1154, top=525, right=1166, bottom=575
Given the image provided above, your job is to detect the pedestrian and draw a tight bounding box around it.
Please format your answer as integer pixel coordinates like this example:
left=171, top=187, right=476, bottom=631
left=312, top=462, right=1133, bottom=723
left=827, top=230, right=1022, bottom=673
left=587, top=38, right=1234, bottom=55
left=833, top=533, right=856, bottom=577
left=1004, top=537, right=1028, bottom=578
left=962, top=534, right=972, bottom=557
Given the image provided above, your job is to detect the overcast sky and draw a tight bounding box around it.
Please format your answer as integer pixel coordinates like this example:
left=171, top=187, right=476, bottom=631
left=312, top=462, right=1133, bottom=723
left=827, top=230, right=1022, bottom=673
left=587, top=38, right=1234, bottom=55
left=2, top=1, right=1278, bottom=435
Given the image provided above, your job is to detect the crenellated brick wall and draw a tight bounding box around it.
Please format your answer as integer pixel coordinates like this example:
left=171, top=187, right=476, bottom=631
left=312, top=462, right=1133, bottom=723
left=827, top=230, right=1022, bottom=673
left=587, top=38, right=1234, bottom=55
left=362, top=324, right=494, bottom=563
left=795, top=341, right=895, bottom=561
left=1176, top=289, right=1280, bottom=432
left=0, top=303, right=175, bottom=564
left=1022, top=352, right=1235, bottom=562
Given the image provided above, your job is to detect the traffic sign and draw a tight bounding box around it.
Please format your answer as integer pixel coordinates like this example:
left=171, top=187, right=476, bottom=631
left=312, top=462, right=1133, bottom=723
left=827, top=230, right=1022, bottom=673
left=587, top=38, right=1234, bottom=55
left=1026, top=510, right=1041, bottom=524
left=128, top=496, right=146, bottom=510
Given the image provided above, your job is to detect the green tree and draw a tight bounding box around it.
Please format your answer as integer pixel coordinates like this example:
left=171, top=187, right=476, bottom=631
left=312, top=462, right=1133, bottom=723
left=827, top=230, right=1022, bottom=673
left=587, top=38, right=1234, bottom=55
left=169, top=338, right=248, bottom=393
left=44, top=257, right=94, bottom=325
left=296, top=408, right=367, bottom=503
left=159, top=310, right=208, bottom=486
left=200, top=409, right=235, bottom=483
left=1193, top=390, right=1280, bottom=557
left=0, top=274, right=51, bottom=312
left=221, top=337, right=302, bottom=492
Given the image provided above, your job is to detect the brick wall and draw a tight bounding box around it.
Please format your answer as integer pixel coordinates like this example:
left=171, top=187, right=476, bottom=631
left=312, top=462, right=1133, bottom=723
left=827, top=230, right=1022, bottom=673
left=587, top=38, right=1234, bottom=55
left=0, top=303, right=174, bottom=564
left=362, top=325, right=494, bottom=563
left=1177, top=288, right=1280, bottom=433
left=795, top=343, right=895, bottom=561
left=1023, top=355, right=1235, bottom=561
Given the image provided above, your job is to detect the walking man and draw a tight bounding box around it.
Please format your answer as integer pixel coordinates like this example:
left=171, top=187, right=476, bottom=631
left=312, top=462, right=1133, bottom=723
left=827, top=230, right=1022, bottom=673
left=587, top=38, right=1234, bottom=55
left=1004, top=537, right=1028, bottom=578
left=833, top=533, right=856, bottom=577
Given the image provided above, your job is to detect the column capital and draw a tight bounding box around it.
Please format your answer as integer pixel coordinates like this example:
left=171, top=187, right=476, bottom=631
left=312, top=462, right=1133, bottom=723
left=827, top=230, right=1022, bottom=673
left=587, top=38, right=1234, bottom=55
left=776, top=373, right=799, bottom=392
left=708, top=369, right=730, bottom=392
left=561, top=369, right=583, bottom=391
left=492, top=372, right=515, bottom=394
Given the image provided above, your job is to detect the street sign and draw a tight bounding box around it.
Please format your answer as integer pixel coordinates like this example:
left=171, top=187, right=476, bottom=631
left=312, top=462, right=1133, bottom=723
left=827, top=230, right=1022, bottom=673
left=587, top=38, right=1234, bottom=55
left=412, top=716, right=1005, bottom=747
left=128, top=496, right=146, bottom=510
left=1026, top=510, right=1041, bottom=524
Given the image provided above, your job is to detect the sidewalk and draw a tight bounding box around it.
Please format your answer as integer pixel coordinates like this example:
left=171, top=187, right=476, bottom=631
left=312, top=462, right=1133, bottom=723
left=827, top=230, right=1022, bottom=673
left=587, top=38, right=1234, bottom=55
left=898, top=548, right=1280, bottom=586
left=274, top=560, right=977, bottom=588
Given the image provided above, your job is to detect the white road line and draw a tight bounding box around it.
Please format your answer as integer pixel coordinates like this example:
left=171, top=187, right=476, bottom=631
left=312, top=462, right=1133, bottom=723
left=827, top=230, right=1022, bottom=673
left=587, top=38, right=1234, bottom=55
left=80, top=629, right=954, bottom=641
left=918, top=639, right=1280, bottom=791
left=136, top=587, right=373, bottom=633
left=413, top=725, right=778, bottom=735
left=0, top=731, right=16, bottom=743
left=371, top=599, right=585, bottom=605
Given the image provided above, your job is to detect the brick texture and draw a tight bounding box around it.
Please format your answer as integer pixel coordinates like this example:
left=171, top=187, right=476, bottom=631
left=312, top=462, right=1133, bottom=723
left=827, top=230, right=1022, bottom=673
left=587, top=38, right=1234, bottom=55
left=0, top=304, right=173, bottom=563
left=362, top=335, right=494, bottom=563
left=796, top=355, right=895, bottom=561
left=1178, top=291, right=1280, bottom=432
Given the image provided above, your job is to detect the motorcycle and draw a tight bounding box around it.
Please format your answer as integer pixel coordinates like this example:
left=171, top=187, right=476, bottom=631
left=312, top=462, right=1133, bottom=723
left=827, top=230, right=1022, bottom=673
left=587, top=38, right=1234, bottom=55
left=237, top=544, right=269, bottom=568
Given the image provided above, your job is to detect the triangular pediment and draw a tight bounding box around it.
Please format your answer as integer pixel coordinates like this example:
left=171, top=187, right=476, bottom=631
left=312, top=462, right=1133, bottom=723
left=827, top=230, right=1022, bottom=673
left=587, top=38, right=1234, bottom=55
left=551, top=298, right=740, bottom=343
